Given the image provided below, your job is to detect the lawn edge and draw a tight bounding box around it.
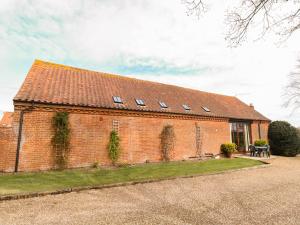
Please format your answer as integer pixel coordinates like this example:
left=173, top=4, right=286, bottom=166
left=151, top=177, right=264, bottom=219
left=0, top=160, right=270, bottom=202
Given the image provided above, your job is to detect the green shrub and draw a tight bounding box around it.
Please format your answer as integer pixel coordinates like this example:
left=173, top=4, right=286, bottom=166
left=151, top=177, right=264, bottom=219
left=52, top=112, right=70, bottom=169
left=254, top=139, right=267, bottom=146
left=160, top=125, right=176, bottom=162
left=108, top=130, right=121, bottom=165
left=268, top=121, right=300, bottom=157
left=220, top=143, right=237, bottom=157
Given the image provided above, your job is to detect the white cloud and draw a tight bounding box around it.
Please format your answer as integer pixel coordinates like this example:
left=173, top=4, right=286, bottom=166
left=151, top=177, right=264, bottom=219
left=0, top=0, right=299, bottom=125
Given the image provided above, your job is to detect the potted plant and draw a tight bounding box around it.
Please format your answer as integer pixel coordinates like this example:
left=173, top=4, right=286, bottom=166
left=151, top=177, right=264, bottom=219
left=220, top=143, right=237, bottom=158
left=254, top=139, right=267, bottom=146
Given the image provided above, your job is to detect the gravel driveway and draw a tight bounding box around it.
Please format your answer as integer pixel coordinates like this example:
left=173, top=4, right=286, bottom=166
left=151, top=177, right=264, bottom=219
left=0, top=157, right=299, bottom=225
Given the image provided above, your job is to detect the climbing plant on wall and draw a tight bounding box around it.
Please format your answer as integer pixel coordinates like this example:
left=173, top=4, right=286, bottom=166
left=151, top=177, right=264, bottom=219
left=108, top=130, right=121, bottom=165
left=52, top=112, right=70, bottom=169
left=160, top=125, right=175, bottom=162
left=195, top=123, right=201, bottom=156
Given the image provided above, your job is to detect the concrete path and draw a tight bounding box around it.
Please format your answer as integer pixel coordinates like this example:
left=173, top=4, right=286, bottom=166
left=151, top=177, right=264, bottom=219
left=234, top=153, right=277, bottom=161
left=0, top=157, right=299, bottom=225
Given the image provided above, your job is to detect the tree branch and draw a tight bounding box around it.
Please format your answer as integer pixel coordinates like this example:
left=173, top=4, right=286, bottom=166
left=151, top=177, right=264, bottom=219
left=183, top=0, right=300, bottom=47
left=182, top=0, right=207, bottom=17
left=284, top=59, right=300, bottom=112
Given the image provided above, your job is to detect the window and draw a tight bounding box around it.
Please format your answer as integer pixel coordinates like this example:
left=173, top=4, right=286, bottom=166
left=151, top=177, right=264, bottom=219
left=135, top=99, right=145, bottom=106
left=112, top=96, right=123, bottom=104
left=202, top=106, right=210, bottom=112
left=159, top=101, right=168, bottom=108
left=182, top=104, right=191, bottom=110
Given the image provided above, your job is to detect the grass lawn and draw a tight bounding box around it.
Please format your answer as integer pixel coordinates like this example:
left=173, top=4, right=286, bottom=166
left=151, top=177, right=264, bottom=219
left=0, top=158, right=263, bottom=196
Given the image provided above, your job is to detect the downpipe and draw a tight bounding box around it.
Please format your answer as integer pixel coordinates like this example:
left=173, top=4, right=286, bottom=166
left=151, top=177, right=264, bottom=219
left=14, top=106, right=34, bottom=173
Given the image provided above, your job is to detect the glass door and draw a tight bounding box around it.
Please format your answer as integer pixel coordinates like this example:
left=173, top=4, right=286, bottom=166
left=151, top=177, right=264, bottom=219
left=230, top=122, right=250, bottom=152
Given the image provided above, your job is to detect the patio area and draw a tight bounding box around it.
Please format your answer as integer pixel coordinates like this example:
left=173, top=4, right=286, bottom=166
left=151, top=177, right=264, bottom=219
left=234, top=153, right=276, bottom=161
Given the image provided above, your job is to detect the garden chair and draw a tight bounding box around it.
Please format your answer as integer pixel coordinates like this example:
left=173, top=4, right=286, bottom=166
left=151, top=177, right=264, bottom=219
left=250, top=145, right=261, bottom=157
left=255, top=147, right=263, bottom=157
left=248, top=145, right=256, bottom=157
left=262, top=145, right=271, bottom=158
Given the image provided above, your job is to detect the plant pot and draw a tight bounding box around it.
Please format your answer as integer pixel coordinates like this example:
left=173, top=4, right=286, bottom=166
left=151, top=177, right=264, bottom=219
left=226, top=152, right=233, bottom=158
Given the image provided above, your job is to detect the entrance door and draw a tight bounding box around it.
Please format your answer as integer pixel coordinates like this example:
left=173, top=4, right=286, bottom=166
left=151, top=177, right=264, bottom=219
left=230, top=122, right=250, bottom=151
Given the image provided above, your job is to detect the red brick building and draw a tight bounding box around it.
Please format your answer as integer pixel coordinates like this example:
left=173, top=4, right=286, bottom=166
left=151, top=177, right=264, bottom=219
left=0, top=60, right=270, bottom=172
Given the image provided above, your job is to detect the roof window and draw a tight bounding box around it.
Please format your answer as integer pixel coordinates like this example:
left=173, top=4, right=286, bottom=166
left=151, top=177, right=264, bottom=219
left=182, top=104, right=191, bottom=110
left=159, top=101, right=168, bottom=108
left=202, top=106, right=210, bottom=112
left=112, top=96, right=123, bottom=104
left=135, top=99, right=145, bottom=106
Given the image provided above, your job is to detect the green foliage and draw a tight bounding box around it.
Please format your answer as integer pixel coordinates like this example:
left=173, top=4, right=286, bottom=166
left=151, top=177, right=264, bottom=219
left=268, top=121, right=300, bottom=157
left=160, top=125, right=176, bottom=162
left=108, top=130, right=120, bottom=165
left=254, top=139, right=267, bottom=146
left=52, top=112, right=70, bottom=169
left=220, top=143, right=237, bottom=157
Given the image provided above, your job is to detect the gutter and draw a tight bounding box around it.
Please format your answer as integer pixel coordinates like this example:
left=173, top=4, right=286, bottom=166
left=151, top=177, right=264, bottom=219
left=13, top=100, right=271, bottom=122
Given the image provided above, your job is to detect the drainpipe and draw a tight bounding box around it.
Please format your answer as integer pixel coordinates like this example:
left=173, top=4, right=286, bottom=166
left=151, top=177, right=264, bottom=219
left=14, top=104, right=34, bottom=173
left=14, top=110, right=24, bottom=172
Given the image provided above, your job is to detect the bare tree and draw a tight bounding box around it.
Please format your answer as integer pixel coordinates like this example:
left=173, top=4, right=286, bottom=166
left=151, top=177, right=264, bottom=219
left=284, top=60, right=300, bottom=112
left=183, top=1, right=300, bottom=112
left=183, top=0, right=300, bottom=47
left=183, top=0, right=207, bottom=17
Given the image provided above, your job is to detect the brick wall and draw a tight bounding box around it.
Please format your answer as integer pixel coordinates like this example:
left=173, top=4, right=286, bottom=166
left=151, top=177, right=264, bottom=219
left=250, top=121, right=269, bottom=143
left=0, top=108, right=269, bottom=172
left=0, top=122, right=18, bottom=172
left=17, top=111, right=55, bottom=171
left=260, top=122, right=269, bottom=141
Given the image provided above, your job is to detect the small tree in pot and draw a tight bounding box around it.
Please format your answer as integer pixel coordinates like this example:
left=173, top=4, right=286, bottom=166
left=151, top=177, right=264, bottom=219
left=221, top=143, right=237, bottom=158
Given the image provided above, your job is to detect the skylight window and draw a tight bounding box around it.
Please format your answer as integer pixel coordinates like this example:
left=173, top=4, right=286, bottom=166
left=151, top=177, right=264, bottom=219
left=182, top=104, right=191, bottom=110
left=159, top=101, right=168, bottom=108
left=202, top=106, right=211, bottom=112
left=135, top=99, right=145, bottom=106
left=112, top=96, right=123, bottom=104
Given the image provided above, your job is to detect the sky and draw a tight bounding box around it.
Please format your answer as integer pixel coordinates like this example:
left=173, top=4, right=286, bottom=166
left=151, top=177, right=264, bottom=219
left=0, top=0, right=299, bottom=125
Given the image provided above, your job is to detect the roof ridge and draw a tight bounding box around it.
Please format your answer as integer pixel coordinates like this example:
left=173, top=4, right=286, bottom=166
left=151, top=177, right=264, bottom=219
left=33, top=59, right=235, bottom=99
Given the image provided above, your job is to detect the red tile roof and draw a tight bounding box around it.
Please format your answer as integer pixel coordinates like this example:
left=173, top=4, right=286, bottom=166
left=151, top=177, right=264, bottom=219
left=14, top=60, right=270, bottom=121
left=0, top=112, right=13, bottom=127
